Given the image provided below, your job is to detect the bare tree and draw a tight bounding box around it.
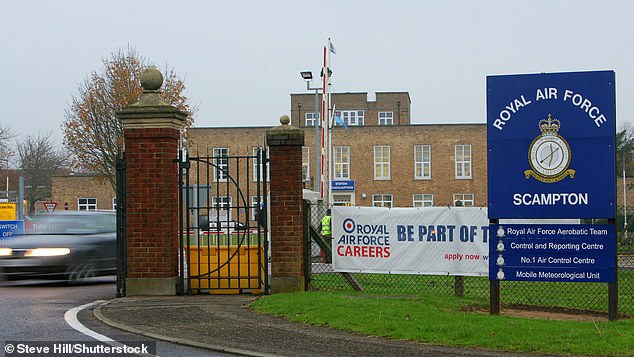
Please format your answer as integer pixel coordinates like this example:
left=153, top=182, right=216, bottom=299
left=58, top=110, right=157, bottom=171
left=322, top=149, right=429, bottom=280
left=16, top=132, right=67, bottom=215
left=0, top=123, right=16, bottom=166
left=617, top=122, right=634, bottom=176
left=63, top=47, right=195, bottom=190
left=0, top=123, right=15, bottom=200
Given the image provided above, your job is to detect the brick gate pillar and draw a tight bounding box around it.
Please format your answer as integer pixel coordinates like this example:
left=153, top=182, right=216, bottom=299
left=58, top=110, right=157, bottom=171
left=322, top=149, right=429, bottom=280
left=266, top=115, right=306, bottom=293
left=116, top=67, right=187, bottom=295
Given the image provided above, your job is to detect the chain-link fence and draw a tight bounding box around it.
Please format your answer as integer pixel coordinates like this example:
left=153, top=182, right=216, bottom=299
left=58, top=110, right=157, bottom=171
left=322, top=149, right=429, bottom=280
left=607, top=205, right=634, bottom=250
left=305, top=201, right=634, bottom=317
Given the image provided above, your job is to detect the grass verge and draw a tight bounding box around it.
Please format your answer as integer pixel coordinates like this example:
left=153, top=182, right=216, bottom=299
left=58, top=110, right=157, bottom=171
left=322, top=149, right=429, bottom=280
left=250, top=291, right=634, bottom=356
left=309, top=270, right=634, bottom=315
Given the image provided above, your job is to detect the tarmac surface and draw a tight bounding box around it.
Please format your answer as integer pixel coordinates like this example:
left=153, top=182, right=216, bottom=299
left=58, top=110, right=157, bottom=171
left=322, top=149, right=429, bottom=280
left=94, top=295, right=553, bottom=357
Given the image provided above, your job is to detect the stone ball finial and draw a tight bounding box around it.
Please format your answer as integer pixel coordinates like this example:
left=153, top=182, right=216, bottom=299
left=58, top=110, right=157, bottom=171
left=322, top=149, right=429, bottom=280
left=280, top=115, right=290, bottom=125
left=140, top=67, right=163, bottom=92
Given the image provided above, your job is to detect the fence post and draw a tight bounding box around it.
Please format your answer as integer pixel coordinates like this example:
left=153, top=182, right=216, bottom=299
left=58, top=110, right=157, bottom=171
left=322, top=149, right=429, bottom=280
left=454, top=276, right=464, bottom=297
left=303, top=200, right=312, bottom=291
left=609, top=217, right=618, bottom=320
left=116, top=67, right=187, bottom=295
left=489, top=218, right=501, bottom=315
left=266, top=115, right=305, bottom=293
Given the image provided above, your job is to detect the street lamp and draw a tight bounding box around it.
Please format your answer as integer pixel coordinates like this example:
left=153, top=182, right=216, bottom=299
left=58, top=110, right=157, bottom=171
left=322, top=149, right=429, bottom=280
left=300, top=70, right=322, bottom=192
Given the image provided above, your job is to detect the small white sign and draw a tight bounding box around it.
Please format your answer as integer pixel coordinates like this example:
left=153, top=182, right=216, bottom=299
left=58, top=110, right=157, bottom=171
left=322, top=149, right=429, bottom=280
left=43, top=202, right=57, bottom=215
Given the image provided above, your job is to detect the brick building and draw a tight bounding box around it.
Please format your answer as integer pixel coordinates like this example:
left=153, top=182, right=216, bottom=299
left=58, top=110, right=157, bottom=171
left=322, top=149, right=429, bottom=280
left=48, top=91, right=634, bottom=213
left=51, top=174, right=116, bottom=211
left=188, top=124, right=488, bottom=207
left=187, top=92, right=487, bottom=208
left=291, top=92, right=412, bottom=127
left=48, top=92, right=490, bottom=211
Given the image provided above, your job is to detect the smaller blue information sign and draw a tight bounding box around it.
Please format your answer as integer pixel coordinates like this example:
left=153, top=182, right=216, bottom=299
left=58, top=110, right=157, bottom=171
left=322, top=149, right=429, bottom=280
left=0, top=220, right=25, bottom=239
left=489, top=224, right=616, bottom=283
left=331, top=180, right=355, bottom=191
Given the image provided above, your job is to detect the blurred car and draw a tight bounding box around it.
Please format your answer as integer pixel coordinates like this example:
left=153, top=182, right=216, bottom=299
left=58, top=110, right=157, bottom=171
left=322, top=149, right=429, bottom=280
left=209, top=220, right=247, bottom=231
left=0, top=211, right=116, bottom=283
left=198, top=216, right=248, bottom=231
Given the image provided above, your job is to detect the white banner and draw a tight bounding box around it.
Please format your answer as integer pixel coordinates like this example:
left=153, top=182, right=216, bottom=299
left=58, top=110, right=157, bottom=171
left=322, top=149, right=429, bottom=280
left=332, top=206, right=489, bottom=276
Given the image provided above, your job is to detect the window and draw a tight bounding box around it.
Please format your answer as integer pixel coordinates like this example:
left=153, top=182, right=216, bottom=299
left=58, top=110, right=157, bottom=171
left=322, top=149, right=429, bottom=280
left=374, top=145, right=390, bottom=180
left=334, top=146, right=350, bottom=179
left=455, top=145, right=472, bottom=179
left=184, top=185, right=210, bottom=209
left=251, top=196, right=263, bottom=220
left=213, top=147, right=229, bottom=181
left=212, top=196, right=232, bottom=209
left=305, top=112, right=319, bottom=127
left=413, top=194, right=433, bottom=207
left=302, top=147, right=310, bottom=182
left=335, top=110, right=364, bottom=126
left=112, top=197, right=117, bottom=211
left=252, top=147, right=270, bottom=182
left=414, top=145, right=431, bottom=179
left=211, top=196, right=233, bottom=221
left=378, top=111, right=393, bottom=126
left=333, top=194, right=353, bottom=206
left=453, top=193, right=475, bottom=207
left=78, top=198, right=97, bottom=211
left=372, top=194, right=392, bottom=208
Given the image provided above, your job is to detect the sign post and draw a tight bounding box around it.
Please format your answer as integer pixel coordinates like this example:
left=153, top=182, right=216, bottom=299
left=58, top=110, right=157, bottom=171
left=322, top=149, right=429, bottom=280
left=486, top=70, right=617, bottom=319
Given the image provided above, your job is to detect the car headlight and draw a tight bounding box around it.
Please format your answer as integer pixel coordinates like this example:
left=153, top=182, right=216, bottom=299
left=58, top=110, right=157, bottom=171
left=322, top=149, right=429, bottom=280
left=0, top=248, right=12, bottom=256
left=24, top=248, right=71, bottom=257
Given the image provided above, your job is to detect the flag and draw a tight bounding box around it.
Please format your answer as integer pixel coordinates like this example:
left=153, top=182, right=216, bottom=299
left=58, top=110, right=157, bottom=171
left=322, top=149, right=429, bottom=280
left=329, top=39, right=336, bottom=54
left=334, top=113, right=347, bottom=129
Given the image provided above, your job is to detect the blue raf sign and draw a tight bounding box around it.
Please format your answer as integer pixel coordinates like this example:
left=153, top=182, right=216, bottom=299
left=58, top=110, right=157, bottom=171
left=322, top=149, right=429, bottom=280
left=489, top=224, right=616, bottom=283
left=487, top=71, right=616, bottom=219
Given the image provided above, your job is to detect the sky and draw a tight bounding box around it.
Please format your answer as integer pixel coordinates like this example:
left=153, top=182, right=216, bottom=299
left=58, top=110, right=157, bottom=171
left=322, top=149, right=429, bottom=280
left=1, top=0, right=633, bottom=146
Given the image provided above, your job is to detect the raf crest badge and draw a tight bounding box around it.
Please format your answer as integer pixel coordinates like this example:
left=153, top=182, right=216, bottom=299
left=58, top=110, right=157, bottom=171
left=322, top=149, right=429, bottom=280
left=524, top=114, right=575, bottom=183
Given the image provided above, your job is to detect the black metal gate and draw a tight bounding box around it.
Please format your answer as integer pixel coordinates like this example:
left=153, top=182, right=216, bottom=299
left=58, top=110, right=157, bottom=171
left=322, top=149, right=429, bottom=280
left=115, top=152, right=126, bottom=297
left=178, top=147, right=269, bottom=295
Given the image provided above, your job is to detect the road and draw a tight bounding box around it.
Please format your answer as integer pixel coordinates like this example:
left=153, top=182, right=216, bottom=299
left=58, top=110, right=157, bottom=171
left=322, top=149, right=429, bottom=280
left=0, top=277, right=234, bottom=356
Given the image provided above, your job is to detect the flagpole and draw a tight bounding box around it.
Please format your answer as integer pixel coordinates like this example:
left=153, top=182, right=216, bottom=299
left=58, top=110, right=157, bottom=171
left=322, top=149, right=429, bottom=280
left=321, top=38, right=336, bottom=206
left=326, top=38, right=335, bottom=207
left=326, top=39, right=332, bottom=206
left=329, top=103, right=334, bottom=207
left=320, top=45, right=328, bottom=204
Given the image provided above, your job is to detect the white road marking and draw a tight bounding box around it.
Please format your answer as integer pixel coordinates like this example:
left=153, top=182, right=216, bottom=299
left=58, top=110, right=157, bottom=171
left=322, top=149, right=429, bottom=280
left=65, top=300, right=159, bottom=357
